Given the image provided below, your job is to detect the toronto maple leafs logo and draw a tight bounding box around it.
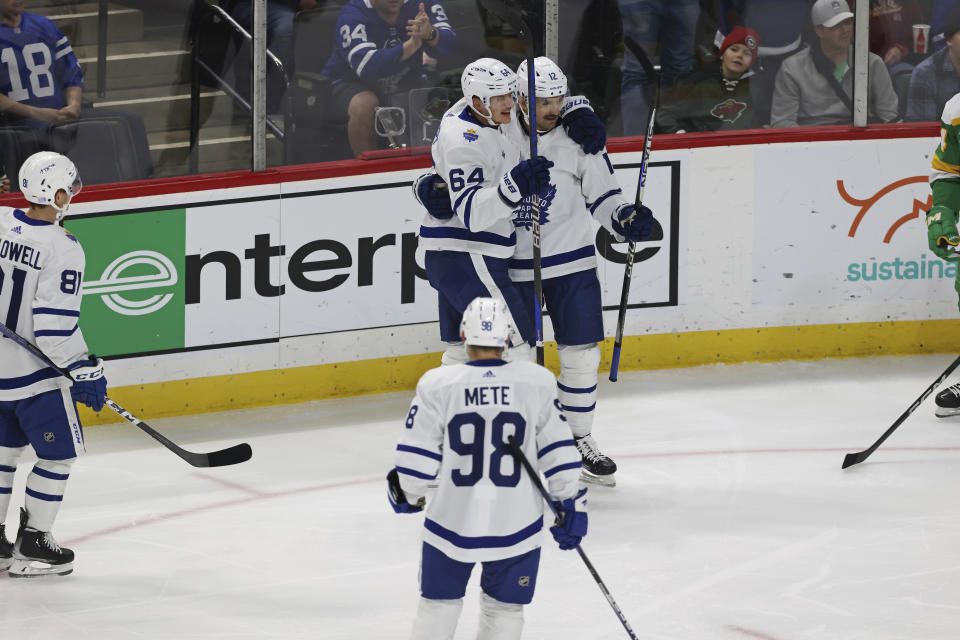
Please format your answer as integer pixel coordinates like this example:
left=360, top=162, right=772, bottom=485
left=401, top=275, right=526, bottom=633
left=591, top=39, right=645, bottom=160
left=512, top=184, right=556, bottom=230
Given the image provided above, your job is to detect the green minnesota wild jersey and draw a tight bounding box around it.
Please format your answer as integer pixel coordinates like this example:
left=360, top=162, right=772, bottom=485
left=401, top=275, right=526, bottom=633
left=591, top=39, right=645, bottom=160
left=932, top=93, right=960, bottom=184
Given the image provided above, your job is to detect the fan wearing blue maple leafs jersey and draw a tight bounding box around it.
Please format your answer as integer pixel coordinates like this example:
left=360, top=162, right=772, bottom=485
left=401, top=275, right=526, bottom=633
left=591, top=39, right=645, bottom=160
left=322, top=0, right=456, bottom=155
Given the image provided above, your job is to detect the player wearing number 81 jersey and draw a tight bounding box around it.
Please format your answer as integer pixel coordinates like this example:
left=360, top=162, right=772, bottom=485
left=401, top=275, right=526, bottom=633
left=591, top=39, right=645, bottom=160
left=389, top=297, right=585, bottom=639
left=0, top=151, right=107, bottom=578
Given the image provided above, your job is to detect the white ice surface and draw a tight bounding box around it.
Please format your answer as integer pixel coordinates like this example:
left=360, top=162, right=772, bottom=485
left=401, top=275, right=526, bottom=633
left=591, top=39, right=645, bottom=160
left=4, top=354, right=960, bottom=640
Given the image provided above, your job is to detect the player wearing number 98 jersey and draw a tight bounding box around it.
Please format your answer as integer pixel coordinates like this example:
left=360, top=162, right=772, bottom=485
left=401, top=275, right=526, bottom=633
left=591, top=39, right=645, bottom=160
left=389, top=297, right=585, bottom=640
left=0, top=152, right=107, bottom=578
left=0, top=7, right=83, bottom=118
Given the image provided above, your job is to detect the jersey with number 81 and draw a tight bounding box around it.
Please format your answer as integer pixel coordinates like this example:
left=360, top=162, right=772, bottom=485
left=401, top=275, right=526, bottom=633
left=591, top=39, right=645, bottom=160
left=0, top=207, right=90, bottom=400
left=394, top=360, right=582, bottom=563
left=0, top=12, right=83, bottom=112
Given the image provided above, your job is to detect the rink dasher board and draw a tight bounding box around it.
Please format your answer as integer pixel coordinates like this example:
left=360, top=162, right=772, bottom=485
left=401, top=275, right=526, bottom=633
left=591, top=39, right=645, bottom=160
left=53, top=136, right=960, bottom=424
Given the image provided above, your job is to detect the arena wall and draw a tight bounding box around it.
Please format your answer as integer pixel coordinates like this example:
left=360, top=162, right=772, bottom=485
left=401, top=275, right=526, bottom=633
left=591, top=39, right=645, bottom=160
left=11, top=125, right=953, bottom=425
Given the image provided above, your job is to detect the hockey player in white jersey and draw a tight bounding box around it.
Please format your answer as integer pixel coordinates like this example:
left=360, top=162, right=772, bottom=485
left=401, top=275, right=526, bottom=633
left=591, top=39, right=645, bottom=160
left=388, top=297, right=586, bottom=640
left=506, top=57, right=653, bottom=486
left=0, top=151, right=107, bottom=577
left=419, top=57, right=553, bottom=365
left=415, top=58, right=654, bottom=486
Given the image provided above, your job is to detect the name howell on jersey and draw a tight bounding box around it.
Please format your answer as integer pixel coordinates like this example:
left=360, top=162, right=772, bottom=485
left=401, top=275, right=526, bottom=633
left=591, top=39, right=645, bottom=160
left=0, top=238, right=45, bottom=270
left=0, top=207, right=89, bottom=401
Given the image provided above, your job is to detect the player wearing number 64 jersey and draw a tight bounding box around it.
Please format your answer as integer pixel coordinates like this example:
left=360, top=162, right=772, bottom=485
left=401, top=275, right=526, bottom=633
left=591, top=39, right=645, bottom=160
left=0, top=152, right=108, bottom=578
left=388, top=297, right=586, bottom=640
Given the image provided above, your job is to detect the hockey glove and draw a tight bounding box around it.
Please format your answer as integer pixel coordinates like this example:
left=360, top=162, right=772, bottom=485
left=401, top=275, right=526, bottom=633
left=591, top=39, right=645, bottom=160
left=413, top=171, right=454, bottom=220
left=499, top=156, right=554, bottom=205
left=926, top=205, right=960, bottom=260
left=387, top=468, right=424, bottom=514
left=612, top=203, right=654, bottom=242
left=561, top=105, right=606, bottom=155
left=550, top=488, right=588, bottom=550
left=67, top=356, right=107, bottom=412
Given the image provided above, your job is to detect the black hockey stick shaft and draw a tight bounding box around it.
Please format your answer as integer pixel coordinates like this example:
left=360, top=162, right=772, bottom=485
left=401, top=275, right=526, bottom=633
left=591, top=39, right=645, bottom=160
left=842, top=355, right=960, bottom=469
left=507, top=435, right=639, bottom=640
left=478, top=0, right=545, bottom=365
left=0, top=321, right=252, bottom=468
left=610, top=36, right=659, bottom=382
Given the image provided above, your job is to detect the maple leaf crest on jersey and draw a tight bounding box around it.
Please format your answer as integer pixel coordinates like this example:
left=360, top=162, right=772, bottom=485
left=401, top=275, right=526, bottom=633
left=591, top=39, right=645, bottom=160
left=512, top=184, right=556, bottom=230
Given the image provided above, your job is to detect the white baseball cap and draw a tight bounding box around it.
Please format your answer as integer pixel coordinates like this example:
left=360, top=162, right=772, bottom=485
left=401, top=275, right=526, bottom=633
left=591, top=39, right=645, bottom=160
left=812, top=0, right=854, bottom=28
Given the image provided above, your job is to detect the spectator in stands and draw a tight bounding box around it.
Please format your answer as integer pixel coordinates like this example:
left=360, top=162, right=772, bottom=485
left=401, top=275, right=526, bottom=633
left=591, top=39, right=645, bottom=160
left=863, top=0, right=924, bottom=69
left=229, top=0, right=317, bottom=113
left=931, top=0, right=955, bottom=52
left=617, top=0, right=701, bottom=136
left=770, top=0, right=899, bottom=127
left=322, top=0, right=455, bottom=156
left=657, top=26, right=763, bottom=133
left=906, top=5, right=960, bottom=121
left=0, top=0, right=152, bottom=178
left=710, top=0, right=810, bottom=125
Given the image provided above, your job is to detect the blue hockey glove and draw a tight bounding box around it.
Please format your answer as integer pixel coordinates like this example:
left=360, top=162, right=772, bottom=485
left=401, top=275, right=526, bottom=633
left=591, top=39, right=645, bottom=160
left=499, top=156, right=554, bottom=204
left=387, top=468, right=424, bottom=514
left=612, top=203, right=654, bottom=242
left=413, top=171, right=454, bottom=220
left=67, top=355, right=107, bottom=412
left=550, top=488, right=588, bottom=550
left=562, top=106, right=606, bottom=155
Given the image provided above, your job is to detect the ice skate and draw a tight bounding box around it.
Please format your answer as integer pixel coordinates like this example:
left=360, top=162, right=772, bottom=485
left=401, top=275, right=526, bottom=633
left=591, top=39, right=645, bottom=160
left=0, top=523, right=12, bottom=573
left=575, top=435, right=617, bottom=487
left=935, top=383, right=960, bottom=418
left=9, top=509, right=73, bottom=578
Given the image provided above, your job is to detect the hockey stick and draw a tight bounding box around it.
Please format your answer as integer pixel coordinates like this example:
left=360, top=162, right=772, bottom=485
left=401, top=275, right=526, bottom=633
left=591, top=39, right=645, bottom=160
left=0, top=321, right=252, bottom=468
left=609, top=36, right=660, bottom=382
left=842, top=355, right=960, bottom=469
left=479, top=0, right=545, bottom=365
left=507, top=435, right=639, bottom=639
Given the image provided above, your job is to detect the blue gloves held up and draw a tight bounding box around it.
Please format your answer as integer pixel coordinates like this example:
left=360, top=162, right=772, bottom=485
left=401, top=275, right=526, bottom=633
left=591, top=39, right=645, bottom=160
left=387, top=468, right=424, bottom=514
left=550, top=488, right=588, bottom=550
left=561, top=106, right=607, bottom=155
left=612, top=203, right=654, bottom=242
left=413, top=171, right=454, bottom=220
left=67, top=355, right=107, bottom=412
left=500, top=156, right=554, bottom=204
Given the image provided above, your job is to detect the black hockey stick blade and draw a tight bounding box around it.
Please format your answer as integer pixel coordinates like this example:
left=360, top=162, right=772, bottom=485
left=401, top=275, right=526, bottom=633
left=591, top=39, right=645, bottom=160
left=0, top=321, right=253, bottom=468
left=106, top=399, right=253, bottom=468
left=841, top=354, right=960, bottom=469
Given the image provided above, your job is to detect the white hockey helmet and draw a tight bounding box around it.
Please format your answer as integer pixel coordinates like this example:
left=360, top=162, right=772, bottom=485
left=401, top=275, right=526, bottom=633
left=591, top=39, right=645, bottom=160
left=516, top=56, right=568, bottom=100
left=19, top=151, right=82, bottom=220
left=461, top=57, right=518, bottom=126
left=460, top=297, right=515, bottom=349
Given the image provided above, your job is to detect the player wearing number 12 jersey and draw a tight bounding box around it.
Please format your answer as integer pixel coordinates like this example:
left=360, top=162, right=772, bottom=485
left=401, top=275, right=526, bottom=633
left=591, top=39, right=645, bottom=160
left=388, top=297, right=586, bottom=639
left=0, top=151, right=107, bottom=578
